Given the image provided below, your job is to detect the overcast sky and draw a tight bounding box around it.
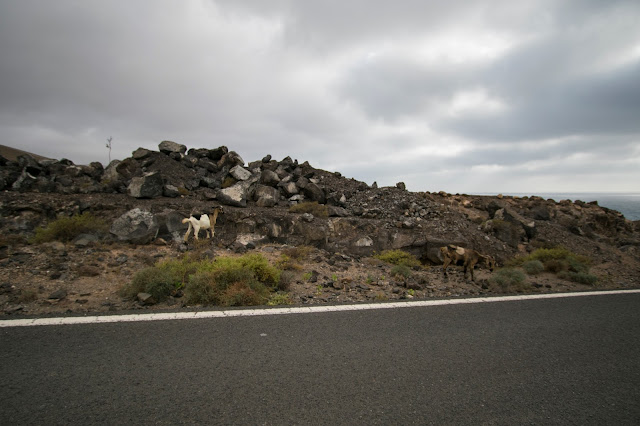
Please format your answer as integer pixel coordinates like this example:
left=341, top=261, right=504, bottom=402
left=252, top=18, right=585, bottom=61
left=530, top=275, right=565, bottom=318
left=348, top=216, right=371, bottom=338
left=1, top=0, right=639, bottom=194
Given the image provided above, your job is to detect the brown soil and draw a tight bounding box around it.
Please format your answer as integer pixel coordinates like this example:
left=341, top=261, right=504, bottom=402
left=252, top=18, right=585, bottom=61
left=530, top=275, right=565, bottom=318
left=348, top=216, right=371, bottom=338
left=1, top=237, right=632, bottom=318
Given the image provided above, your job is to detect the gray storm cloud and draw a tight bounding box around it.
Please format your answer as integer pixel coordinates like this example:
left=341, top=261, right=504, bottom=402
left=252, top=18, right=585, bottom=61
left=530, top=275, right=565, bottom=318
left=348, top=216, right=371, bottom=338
left=0, top=0, right=638, bottom=193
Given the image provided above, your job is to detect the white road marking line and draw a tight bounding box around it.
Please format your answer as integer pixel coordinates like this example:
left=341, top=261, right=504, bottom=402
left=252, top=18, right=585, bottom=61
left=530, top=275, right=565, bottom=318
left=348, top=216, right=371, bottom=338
left=1, top=289, right=639, bottom=328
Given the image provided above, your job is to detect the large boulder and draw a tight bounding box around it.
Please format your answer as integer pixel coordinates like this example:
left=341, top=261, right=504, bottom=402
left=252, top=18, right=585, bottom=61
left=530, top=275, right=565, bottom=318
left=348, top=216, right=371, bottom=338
left=11, top=170, right=37, bottom=192
left=155, top=210, right=188, bottom=242
left=114, top=158, right=142, bottom=181
left=128, top=172, right=164, bottom=199
left=297, top=177, right=326, bottom=204
left=110, top=208, right=159, bottom=244
left=159, top=141, right=187, bottom=155
left=207, top=146, right=229, bottom=162
left=217, top=182, right=249, bottom=207
left=132, top=148, right=152, bottom=160
left=494, top=208, right=537, bottom=240
left=17, top=155, right=43, bottom=176
left=230, top=165, right=252, bottom=181
left=254, top=185, right=280, bottom=207
left=279, top=179, right=299, bottom=197
left=218, top=151, right=245, bottom=170
left=260, top=170, right=280, bottom=187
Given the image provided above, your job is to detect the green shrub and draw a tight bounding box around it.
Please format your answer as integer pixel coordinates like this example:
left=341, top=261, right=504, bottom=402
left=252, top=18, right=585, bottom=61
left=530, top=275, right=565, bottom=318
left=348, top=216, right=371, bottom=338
left=183, top=254, right=279, bottom=305
left=276, top=254, right=302, bottom=271
left=281, top=245, right=314, bottom=260
left=277, top=271, right=294, bottom=292
left=558, top=271, right=598, bottom=285
left=121, top=267, right=177, bottom=302
left=124, top=253, right=284, bottom=307
left=17, top=289, right=38, bottom=303
left=374, top=250, right=421, bottom=268
left=522, top=260, right=544, bottom=275
left=31, top=212, right=107, bottom=243
left=220, top=282, right=269, bottom=307
left=528, top=247, right=573, bottom=263
left=182, top=271, right=219, bottom=304
left=544, top=259, right=567, bottom=273
left=390, top=264, right=412, bottom=279
left=289, top=202, right=329, bottom=218
left=507, top=246, right=596, bottom=284
left=490, top=268, right=526, bottom=290
left=267, top=292, right=292, bottom=306
left=185, top=267, right=264, bottom=306
left=156, top=255, right=203, bottom=289
left=237, top=254, right=281, bottom=285
left=221, top=176, right=237, bottom=189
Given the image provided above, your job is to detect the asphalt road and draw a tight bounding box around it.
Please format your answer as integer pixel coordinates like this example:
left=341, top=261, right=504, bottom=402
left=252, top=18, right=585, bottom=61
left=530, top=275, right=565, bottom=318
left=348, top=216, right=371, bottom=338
left=1, top=293, right=639, bottom=425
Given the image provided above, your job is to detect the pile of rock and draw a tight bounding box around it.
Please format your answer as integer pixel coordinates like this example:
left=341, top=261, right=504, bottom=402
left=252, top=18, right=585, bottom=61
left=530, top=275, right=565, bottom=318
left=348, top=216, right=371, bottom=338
left=1, top=141, right=350, bottom=211
left=2, top=141, right=637, bottom=263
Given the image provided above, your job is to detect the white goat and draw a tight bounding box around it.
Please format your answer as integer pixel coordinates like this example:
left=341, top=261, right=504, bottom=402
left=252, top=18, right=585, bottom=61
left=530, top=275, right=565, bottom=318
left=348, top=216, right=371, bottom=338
left=182, top=207, right=223, bottom=242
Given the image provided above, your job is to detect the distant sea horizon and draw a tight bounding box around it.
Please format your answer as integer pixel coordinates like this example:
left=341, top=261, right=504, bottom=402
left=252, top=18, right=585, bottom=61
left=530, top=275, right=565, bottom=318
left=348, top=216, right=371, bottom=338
left=478, top=192, right=640, bottom=221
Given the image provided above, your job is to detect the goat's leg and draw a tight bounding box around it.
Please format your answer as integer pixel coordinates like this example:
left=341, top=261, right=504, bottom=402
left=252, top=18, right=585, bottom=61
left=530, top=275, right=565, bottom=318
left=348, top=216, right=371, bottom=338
left=184, top=222, right=193, bottom=242
left=194, top=224, right=200, bottom=240
left=466, top=260, right=476, bottom=281
left=442, top=258, right=451, bottom=277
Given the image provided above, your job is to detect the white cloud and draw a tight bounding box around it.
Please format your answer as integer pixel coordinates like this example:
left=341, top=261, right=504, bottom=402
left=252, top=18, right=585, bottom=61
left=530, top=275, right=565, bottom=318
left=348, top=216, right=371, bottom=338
left=446, top=88, right=507, bottom=118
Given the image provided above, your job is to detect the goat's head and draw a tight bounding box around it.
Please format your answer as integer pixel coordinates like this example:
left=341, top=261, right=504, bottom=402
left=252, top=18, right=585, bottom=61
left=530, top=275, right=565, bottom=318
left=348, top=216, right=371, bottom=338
left=214, top=206, right=224, bottom=214
left=484, top=255, right=496, bottom=272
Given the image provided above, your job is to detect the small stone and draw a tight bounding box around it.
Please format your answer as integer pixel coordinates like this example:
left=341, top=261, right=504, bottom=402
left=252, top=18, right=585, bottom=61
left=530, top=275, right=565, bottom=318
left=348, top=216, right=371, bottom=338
left=137, top=292, right=156, bottom=305
left=48, top=289, right=68, bottom=300
left=77, top=265, right=101, bottom=277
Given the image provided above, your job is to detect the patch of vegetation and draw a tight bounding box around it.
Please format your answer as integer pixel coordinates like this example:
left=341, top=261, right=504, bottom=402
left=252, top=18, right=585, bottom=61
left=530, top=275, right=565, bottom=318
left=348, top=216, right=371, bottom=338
left=30, top=212, right=107, bottom=244
left=120, top=267, right=178, bottom=302
left=374, top=250, right=421, bottom=268
left=281, top=245, right=314, bottom=260
left=508, top=246, right=597, bottom=285
left=522, top=260, right=544, bottom=276
left=289, top=202, right=329, bottom=218
left=267, top=292, right=292, bottom=306
left=219, top=281, right=270, bottom=307
left=558, top=271, right=598, bottom=285
left=121, top=253, right=284, bottom=306
left=17, top=289, right=38, bottom=303
left=277, top=271, right=294, bottom=292
left=221, top=176, right=237, bottom=189
left=375, top=292, right=388, bottom=301
left=184, top=254, right=280, bottom=306
left=0, top=234, right=27, bottom=246
left=390, top=264, right=412, bottom=280
left=490, top=268, right=527, bottom=292
left=275, top=254, right=301, bottom=271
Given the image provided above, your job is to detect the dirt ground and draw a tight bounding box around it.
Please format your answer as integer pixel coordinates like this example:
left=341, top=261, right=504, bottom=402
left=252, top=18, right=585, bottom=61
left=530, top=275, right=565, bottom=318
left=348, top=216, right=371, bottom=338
left=1, top=238, right=630, bottom=318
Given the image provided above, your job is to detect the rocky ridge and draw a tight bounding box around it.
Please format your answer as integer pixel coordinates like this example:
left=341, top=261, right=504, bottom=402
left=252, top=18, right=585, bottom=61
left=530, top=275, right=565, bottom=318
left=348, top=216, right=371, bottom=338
left=1, top=142, right=639, bottom=316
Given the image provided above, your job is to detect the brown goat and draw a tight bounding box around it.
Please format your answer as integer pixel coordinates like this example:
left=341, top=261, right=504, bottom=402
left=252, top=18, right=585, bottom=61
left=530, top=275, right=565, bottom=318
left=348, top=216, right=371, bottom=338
left=440, top=245, right=496, bottom=281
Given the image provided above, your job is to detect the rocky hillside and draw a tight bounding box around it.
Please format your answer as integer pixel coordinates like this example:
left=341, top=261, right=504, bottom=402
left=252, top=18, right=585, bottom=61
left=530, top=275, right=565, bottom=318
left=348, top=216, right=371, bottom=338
left=1, top=142, right=639, bottom=315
